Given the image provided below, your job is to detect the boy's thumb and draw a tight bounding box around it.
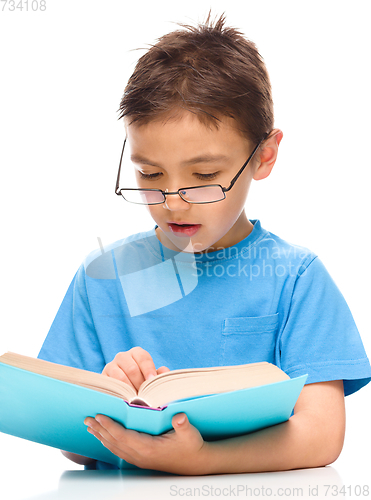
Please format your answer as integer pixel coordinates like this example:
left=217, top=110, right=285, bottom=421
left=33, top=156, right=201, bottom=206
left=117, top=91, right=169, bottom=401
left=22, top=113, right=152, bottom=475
left=172, top=413, right=188, bottom=430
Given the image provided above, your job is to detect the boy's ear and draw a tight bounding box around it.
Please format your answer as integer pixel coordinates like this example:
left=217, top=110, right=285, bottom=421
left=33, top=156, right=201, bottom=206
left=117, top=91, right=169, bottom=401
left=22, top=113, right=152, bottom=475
left=253, top=129, right=283, bottom=181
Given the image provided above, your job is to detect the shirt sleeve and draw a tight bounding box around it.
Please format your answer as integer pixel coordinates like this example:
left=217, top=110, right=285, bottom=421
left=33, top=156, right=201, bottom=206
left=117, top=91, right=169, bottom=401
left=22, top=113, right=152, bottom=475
left=277, top=256, right=371, bottom=396
left=37, top=264, right=105, bottom=373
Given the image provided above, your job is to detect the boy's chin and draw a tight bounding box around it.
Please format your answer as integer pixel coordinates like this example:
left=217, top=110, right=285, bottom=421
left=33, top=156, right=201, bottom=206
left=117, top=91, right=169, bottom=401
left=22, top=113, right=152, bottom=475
left=165, top=234, right=199, bottom=254
left=156, top=227, right=208, bottom=254
left=167, top=237, right=215, bottom=255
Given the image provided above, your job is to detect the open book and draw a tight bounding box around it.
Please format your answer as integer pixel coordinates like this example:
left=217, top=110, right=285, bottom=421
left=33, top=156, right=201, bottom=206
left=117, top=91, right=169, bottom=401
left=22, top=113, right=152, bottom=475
left=0, top=352, right=289, bottom=408
left=0, top=352, right=307, bottom=468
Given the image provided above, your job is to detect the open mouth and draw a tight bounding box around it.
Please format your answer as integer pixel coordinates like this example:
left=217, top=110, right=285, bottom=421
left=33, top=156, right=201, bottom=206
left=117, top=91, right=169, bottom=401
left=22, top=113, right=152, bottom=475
left=168, top=223, right=201, bottom=236
left=172, top=223, right=194, bottom=227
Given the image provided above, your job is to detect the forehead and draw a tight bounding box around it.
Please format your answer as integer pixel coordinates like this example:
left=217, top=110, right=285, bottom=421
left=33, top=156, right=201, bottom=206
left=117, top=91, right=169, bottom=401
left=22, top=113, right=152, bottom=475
left=124, top=111, right=251, bottom=160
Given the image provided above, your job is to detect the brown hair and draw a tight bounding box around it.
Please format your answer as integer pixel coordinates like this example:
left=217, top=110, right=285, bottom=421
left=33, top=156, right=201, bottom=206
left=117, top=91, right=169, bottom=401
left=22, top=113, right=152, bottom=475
left=118, top=13, right=274, bottom=144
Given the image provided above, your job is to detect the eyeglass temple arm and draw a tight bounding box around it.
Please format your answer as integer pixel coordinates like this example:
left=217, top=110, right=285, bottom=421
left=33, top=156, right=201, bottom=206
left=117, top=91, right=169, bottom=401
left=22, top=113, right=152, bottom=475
left=115, top=138, right=127, bottom=195
left=223, top=134, right=267, bottom=193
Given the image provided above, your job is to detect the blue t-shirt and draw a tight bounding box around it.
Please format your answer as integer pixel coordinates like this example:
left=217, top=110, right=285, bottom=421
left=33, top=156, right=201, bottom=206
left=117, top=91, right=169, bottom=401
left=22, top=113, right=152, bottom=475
left=38, top=219, right=371, bottom=469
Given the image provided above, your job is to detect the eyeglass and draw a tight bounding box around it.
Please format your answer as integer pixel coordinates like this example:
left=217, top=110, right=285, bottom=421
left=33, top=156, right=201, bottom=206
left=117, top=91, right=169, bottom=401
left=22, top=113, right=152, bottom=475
left=115, top=134, right=267, bottom=205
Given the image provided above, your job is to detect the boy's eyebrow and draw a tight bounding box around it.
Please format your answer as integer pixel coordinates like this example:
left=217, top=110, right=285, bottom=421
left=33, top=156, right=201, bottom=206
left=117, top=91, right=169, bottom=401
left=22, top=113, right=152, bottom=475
left=181, top=154, right=229, bottom=166
left=130, top=153, right=229, bottom=167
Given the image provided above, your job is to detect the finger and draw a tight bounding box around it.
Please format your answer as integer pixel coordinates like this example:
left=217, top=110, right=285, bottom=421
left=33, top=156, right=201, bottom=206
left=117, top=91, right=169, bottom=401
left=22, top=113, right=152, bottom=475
left=85, top=416, right=126, bottom=449
left=172, top=413, right=187, bottom=430
left=87, top=428, right=138, bottom=466
left=85, top=416, right=123, bottom=444
left=85, top=415, right=149, bottom=454
left=85, top=415, right=138, bottom=444
left=129, top=347, right=157, bottom=382
left=102, top=364, right=137, bottom=391
left=114, top=351, right=147, bottom=391
left=157, top=366, right=171, bottom=375
left=171, top=413, right=203, bottom=446
left=86, top=425, right=130, bottom=458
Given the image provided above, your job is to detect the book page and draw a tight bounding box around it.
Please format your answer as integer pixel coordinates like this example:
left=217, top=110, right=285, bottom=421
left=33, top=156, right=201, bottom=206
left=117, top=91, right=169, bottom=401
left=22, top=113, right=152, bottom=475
left=0, top=352, right=137, bottom=402
left=138, top=362, right=289, bottom=408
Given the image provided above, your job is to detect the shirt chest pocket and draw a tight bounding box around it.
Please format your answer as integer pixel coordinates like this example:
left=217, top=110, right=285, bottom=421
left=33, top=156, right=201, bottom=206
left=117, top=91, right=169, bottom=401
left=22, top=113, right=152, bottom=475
left=220, top=313, right=279, bottom=366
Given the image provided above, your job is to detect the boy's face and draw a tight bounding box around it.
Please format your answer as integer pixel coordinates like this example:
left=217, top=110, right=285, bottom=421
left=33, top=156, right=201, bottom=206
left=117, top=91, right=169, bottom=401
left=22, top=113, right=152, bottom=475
left=125, top=111, right=269, bottom=254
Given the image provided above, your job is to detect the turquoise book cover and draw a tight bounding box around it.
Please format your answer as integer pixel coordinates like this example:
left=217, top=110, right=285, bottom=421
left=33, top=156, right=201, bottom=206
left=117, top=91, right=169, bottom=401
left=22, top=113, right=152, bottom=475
left=0, top=362, right=307, bottom=469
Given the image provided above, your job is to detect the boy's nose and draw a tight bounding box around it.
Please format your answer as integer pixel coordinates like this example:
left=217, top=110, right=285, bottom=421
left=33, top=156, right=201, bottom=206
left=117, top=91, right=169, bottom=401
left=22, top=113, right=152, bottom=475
left=162, top=190, right=190, bottom=211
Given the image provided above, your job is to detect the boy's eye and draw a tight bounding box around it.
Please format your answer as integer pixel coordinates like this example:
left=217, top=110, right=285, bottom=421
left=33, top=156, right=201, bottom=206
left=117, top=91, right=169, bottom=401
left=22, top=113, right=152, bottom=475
left=138, top=171, right=220, bottom=181
left=138, top=172, right=162, bottom=180
left=195, top=172, right=219, bottom=180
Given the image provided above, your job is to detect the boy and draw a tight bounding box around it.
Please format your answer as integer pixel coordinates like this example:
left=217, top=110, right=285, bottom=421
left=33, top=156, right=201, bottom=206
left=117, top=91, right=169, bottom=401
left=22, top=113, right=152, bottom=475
left=38, top=14, right=371, bottom=475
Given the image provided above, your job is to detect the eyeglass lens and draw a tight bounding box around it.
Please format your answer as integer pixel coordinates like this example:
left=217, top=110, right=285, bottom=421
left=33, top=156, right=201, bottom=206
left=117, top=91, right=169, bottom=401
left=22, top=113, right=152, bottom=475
left=120, top=185, right=225, bottom=205
left=180, top=186, right=225, bottom=203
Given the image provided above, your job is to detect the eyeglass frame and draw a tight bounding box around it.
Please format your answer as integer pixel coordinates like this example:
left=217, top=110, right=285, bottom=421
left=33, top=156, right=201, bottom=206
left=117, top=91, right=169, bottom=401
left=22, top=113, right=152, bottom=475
left=115, top=133, right=268, bottom=205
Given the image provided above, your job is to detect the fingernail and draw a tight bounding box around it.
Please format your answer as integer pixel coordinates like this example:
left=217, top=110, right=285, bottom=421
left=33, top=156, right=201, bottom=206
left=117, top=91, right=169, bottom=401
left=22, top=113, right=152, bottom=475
left=177, top=415, right=186, bottom=426
left=147, top=374, right=156, bottom=380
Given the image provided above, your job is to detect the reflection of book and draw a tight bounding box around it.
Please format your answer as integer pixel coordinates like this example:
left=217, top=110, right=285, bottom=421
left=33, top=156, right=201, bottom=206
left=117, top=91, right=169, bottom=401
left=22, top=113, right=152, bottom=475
left=0, top=352, right=307, bottom=468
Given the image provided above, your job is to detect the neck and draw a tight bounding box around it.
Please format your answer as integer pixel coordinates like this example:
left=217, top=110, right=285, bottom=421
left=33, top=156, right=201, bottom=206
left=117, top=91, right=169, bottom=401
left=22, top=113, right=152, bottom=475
left=203, top=213, right=253, bottom=254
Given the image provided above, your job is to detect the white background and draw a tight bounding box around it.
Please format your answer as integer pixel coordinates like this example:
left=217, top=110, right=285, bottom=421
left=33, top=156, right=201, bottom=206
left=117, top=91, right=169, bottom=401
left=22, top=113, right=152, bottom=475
left=0, top=0, right=370, bottom=497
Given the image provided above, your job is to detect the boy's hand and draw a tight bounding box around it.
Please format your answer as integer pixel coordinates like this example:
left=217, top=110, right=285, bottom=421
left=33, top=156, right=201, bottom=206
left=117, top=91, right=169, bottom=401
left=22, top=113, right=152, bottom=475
left=84, top=412, right=210, bottom=475
left=102, top=347, right=170, bottom=391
